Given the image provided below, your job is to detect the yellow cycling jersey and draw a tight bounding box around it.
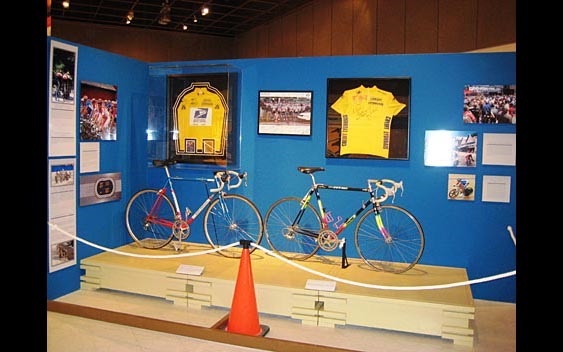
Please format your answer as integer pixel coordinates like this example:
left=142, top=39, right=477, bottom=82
left=173, top=82, right=227, bottom=156
left=331, top=85, right=405, bottom=158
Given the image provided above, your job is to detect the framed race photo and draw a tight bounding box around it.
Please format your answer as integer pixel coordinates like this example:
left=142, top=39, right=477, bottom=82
left=79, top=81, right=118, bottom=141
left=258, top=91, right=313, bottom=136
left=326, top=78, right=411, bottom=160
left=424, top=130, right=477, bottom=167
left=463, top=84, right=516, bottom=124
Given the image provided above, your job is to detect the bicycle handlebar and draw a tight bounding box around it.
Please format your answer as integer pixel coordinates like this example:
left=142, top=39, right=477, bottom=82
left=152, top=160, right=248, bottom=194
left=210, top=170, right=248, bottom=193
left=368, top=179, right=404, bottom=202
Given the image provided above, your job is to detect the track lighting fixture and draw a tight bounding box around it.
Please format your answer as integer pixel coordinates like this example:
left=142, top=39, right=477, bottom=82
left=193, top=15, right=198, bottom=23
left=201, top=4, right=209, bottom=16
left=126, top=10, right=134, bottom=24
left=62, top=0, right=70, bottom=8
left=182, top=24, right=188, bottom=30
left=159, top=0, right=172, bottom=25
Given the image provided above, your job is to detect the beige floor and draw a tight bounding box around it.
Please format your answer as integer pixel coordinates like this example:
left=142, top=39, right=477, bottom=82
left=48, top=288, right=515, bottom=352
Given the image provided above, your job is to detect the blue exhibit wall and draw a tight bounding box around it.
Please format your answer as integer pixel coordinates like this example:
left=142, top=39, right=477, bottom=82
left=46, top=37, right=516, bottom=303
left=46, top=38, right=149, bottom=299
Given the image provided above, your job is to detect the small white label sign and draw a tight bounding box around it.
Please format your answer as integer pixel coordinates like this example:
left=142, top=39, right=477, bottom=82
left=305, top=279, right=336, bottom=292
left=175, top=264, right=204, bottom=276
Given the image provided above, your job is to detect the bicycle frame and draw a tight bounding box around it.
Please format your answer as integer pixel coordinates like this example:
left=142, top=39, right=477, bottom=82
left=148, top=165, right=222, bottom=229
left=125, top=160, right=264, bottom=256
left=296, top=175, right=390, bottom=241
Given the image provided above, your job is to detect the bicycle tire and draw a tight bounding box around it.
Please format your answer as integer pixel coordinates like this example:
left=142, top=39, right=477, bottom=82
left=203, top=194, right=264, bottom=259
left=448, top=188, right=460, bottom=198
left=354, top=205, right=424, bottom=274
left=125, top=189, right=175, bottom=249
left=264, top=197, right=322, bottom=260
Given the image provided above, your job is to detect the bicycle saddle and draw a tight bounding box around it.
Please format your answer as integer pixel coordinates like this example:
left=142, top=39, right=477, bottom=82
left=297, top=166, right=325, bottom=174
left=153, top=159, right=177, bottom=167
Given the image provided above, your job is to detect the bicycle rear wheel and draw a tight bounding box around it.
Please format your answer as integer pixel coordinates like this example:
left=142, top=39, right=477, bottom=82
left=264, top=197, right=321, bottom=260
left=125, top=189, right=175, bottom=249
left=203, top=194, right=264, bottom=259
left=354, top=205, right=424, bottom=273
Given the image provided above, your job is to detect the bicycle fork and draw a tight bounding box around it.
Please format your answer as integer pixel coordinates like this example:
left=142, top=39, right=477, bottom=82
left=372, top=203, right=392, bottom=243
left=217, top=195, right=237, bottom=230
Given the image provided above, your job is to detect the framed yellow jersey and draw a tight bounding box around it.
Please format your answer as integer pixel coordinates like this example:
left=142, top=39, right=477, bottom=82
left=166, top=71, right=239, bottom=167
left=326, top=78, right=411, bottom=160
left=173, top=82, right=227, bottom=156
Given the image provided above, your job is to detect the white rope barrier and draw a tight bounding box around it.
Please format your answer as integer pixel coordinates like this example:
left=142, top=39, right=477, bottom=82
left=250, top=242, right=516, bottom=291
left=47, top=221, right=516, bottom=291
left=47, top=222, right=239, bottom=259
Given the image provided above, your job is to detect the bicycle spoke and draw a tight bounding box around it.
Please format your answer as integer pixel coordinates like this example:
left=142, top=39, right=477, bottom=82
left=355, top=205, right=424, bottom=273
left=204, top=194, right=263, bottom=259
left=125, top=189, right=175, bottom=249
left=264, top=197, right=321, bottom=260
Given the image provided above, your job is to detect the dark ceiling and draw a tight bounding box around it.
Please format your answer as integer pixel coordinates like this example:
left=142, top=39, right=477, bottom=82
left=50, top=0, right=313, bottom=38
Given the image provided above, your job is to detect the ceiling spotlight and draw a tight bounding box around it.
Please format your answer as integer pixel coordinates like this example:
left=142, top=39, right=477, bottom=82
left=62, top=0, right=70, bottom=8
left=201, top=5, right=209, bottom=16
left=158, top=1, right=172, bottom=25
left=126, top=11, right=134, bottom=22
left=193, top=15, right=198, bottom=23
left=182, top=24, right=188, bottom=30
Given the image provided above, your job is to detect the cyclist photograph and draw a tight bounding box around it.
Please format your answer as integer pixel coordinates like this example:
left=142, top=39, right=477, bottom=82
left=447, top=173, right=476, bottom=201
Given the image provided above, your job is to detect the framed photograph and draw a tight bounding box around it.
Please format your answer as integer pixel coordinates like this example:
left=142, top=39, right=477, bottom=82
left=463, top=84, right=516, bottom=124
left=79, top=81, right=118, bottom=141
left=424, top=130, right=477, bottom=167
left=326, top=78, right=411, bottom=160
left=258, top=91, right=313, bottom=136
left=167, top=72, right=238, bottom=166
left=447, top=173, right=476, bottom=201
left=50, top=42, right=77, bottom=106
left=48, top=40, right=78, bottom=157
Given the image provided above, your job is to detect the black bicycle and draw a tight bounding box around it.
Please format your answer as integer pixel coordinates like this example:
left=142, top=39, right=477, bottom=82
left=264, top=167, right=424, bottom=273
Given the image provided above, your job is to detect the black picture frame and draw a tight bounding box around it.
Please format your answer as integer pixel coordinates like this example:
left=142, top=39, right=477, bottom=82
left=167, top=72, right=238, bottom=166
left=257, top=90, right=313, bottom=136
left=326, top=78, right=411, bottom=160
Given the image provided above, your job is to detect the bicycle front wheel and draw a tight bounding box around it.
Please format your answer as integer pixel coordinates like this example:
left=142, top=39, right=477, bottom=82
left=264, top=197, right=321, bottom=260
left=448, top=188, right=460, bottom=198
left=125, top=189, right=175, bottom=249
left=355, top=205, right=424, bottom=274
left=203, top=194, right=264, bottom=259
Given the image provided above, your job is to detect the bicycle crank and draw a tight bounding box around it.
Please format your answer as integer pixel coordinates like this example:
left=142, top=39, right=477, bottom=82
left=172, top=220, right=190, bottom=240
left=318, top=229, right=339, bottom=251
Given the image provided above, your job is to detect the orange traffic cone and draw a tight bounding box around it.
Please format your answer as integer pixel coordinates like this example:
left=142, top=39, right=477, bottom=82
left=225, top=240, right=269, bottom=336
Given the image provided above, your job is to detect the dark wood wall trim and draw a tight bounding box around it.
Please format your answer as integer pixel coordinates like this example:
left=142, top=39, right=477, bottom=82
left=405, top=0, right=439, bottom=54
left=52, top=0, right=515, bottom=62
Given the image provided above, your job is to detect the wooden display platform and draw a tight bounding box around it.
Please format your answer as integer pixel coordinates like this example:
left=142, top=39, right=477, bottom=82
left=80, top=242, right=475, bottom=346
